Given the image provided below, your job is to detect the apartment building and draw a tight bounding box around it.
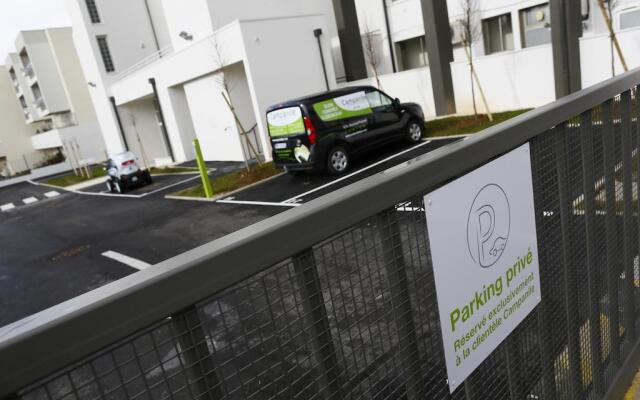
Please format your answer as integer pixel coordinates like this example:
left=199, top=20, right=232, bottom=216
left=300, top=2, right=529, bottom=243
left=65, top=0, right=341, bottom=164
left=345, top=0, right=640, bottom=116
left=67, top=0, right=640, bottom=164
left=1, top=28, right=106, bottom=176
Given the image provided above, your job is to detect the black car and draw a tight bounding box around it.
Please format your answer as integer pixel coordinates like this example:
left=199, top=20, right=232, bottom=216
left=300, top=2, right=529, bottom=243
left=266, top=86, right=424, bottom=174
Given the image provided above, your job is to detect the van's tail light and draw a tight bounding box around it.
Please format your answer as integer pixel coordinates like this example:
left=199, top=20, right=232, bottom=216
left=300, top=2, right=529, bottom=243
left=122, top=160, right=135, bottom=167
left=304, top=116, right=316, bottom=145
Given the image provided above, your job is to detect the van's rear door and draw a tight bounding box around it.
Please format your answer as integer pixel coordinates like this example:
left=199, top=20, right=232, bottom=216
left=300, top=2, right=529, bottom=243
left=267, top=106, right=307, bottom=163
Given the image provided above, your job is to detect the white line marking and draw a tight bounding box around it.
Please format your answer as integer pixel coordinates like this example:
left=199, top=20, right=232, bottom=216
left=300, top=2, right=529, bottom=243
left=144, top=175, right=201, bottom=196
left=22, top=197, right=38, bottom=205
left=217, top=199, right=301, bottom=207
left=282, top=140, right=432, bottom=203
left=44, top=191, right=60, bottom=198
left=0, top=203, right=15, bottom=212
left=102, top=251, right=151, bottom=270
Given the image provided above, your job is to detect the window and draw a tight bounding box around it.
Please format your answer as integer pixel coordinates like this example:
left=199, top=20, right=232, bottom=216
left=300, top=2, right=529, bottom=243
left=366, top=90, right=392, bottom=110
left=96, top=36, right=115, bottom=72
left=520, top=3, right=551, bottom=48
left=85, top=0, right=101, bottom=23
left=395, top=36, right=427, bottom=72
left=620, top=8, right=640, bottom=30
left=482, top=13, right=514, bottom=54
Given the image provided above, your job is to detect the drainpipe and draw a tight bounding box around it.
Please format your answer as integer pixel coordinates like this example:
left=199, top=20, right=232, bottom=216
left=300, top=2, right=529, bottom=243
left=109, top=96, right=129, bottom=151
left=314, top=29, right=330, bottom=91
left=148, top=78, right=175, bottom=162
left=382, top=0, right=397, bottom=73
left=143, top=0, right=161, bottom=53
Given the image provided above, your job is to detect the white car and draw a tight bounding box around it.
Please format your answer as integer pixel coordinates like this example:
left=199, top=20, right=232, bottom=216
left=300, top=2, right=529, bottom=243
left=105, top=151, right=152, bottom=193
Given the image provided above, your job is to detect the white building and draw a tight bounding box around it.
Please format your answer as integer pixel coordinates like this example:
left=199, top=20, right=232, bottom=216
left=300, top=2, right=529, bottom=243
left=66, top=0, right=640, bottom=164
left=1, top=28, right=106, bottom=176
left=65, top=0, right=339, bottom=165
left=347, top=0, right=640, bottom=116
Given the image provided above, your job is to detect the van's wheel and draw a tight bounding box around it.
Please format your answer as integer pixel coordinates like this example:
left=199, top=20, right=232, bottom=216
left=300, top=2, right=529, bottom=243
left=407, top=120, right=424, bottom=143
left=327, top=146, right=349, bottom=175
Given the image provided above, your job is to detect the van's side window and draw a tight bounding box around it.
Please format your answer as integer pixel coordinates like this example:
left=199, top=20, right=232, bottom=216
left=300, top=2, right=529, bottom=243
left=366, top=90, right=393, bottom=111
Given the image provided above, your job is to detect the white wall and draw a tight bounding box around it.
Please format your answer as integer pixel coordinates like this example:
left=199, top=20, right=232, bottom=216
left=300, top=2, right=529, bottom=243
left=119, top=98, right=169, bottom=166
left=183, top=73, right=245, bottom=161
left=161, top=0, right=214, bottom=51
left=241, top=15, right=338, bottom=161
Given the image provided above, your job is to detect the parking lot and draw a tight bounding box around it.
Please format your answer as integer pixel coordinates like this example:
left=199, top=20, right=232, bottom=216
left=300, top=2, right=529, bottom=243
left=0, top=138, right=460, bottom=325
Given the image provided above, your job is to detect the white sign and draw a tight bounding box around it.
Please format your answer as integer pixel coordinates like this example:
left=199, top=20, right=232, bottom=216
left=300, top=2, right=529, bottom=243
left=424, top=143, right=541, bottom=393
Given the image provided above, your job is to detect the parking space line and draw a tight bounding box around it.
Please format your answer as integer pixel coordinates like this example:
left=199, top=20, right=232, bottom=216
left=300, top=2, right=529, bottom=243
left=217, top=199, right=301, bottom=207
left=44, top=191, right=60, bottom=198
left=0, top=203, right=15, bottom=212
left=22, top=197, right=38, bottom=205
left=144, top=175, right=201, bottom=196
left=102, top=251, right=152, bottom=270
left=282, top=140, right=432, bottom=204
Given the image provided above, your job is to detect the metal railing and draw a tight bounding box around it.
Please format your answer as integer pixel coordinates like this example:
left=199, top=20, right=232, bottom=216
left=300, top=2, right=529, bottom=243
left=112, top=45, right=174, bottom=82
left=4, top=69, right=640, bottom=399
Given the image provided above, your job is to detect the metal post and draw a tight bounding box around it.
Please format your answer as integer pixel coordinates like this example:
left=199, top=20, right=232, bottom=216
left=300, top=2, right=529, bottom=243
left=314, top=29, right=330, bottom=92
left=621, top=90, right=637, bottom=343
left=193, top=139, right=213, bottom=198
left=381, top=0, right=397, bottom=73
left=579, top=109, right=604, bottom=396
left=377, top=211, right=423, bottom=399
left=293, top=250, right=343, bottom=399
left=602, top=98, right=621, bottom=367
left=421, top=0, right=456, bottom=115
left=550, top=0, right=582, bottom=98
left=109, top=96, right=129, bottom=151
left=149, top=78, right=175, bottom=162
left=169, top=306, right=224, bottom=399
left=555, top=126, right=583, bottom=399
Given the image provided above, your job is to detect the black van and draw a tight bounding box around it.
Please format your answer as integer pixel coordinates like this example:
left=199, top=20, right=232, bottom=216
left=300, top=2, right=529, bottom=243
left=266, top=86, right=424, bottom=174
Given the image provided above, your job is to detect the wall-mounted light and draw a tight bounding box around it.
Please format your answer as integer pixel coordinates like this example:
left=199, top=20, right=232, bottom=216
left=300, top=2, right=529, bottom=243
left=179, top=31, right=193, bottom=41
left=88, top=82, right=97, bottom=88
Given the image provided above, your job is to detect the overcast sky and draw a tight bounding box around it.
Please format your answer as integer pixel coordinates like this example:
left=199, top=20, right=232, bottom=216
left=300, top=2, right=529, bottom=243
left=0, top=0, right=70, bottom=62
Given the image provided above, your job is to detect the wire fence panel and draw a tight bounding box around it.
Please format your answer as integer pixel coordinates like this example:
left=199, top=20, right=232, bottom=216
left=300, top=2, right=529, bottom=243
left=7, top=72, right=640, bottom=400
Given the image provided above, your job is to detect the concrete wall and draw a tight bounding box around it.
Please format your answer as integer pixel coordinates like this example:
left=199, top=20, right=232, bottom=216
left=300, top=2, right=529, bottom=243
left=183, top=72, right=244, bottom=161
left=118, top=97, right=169, bottom=166
left=161, top=0, right=214, bottom=51
left=241, top=15, right=338, bottom=160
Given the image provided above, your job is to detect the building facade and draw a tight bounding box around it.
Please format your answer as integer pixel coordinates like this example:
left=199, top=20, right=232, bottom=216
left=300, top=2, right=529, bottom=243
left=1, top=28, right=106, bottom=176
left=65, top=0, right=640, bottom=164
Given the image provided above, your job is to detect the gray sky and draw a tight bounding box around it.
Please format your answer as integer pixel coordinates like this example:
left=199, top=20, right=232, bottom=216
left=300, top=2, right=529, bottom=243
left=0, top=0, right=70, bottom=62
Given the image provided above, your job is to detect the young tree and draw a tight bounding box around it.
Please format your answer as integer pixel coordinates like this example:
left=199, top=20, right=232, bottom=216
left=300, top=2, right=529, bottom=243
left=209, top=31, right=261, bottom=171
left=457, top=0, right=492, bottom=121
left=362, top=21, right=382, bottom=89
left=598, top=0, right=628, bottom=76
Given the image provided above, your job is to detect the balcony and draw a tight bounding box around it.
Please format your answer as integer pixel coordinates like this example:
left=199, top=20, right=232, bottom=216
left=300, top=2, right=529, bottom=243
left=30, top=116, right=78, bottom=151
left=33, top=97, right=48, bottom=116
left=22, top=63, right=35, bottom=80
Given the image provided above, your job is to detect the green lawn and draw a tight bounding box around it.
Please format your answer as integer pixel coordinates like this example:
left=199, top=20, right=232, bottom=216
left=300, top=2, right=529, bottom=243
left=172, top=162, right=281, bottom=198
left=43, top=165, right=107, bottom=187
left=424, top=110, right=531, bottom=138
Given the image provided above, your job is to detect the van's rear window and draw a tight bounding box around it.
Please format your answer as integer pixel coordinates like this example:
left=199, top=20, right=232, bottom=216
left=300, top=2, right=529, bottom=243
left=267, top=107, right=305, bottom=137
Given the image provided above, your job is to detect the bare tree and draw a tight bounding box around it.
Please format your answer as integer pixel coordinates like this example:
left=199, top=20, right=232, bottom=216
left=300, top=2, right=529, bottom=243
left=457, top=0, right=492, bottom=121
left=598, top=0, right=628, bottom=76
left=209, top=31, right=261, bottom=171
left=362, top=21, right=382, bottom=89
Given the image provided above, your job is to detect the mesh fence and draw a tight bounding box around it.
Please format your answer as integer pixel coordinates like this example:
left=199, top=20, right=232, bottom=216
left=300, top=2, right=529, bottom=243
left=12, top=87, right=640, bottom=399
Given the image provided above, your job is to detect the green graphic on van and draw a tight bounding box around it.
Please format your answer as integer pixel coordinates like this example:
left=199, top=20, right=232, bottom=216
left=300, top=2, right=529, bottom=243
left=267, top=107, right=305, bottom=137
left=313, top=91, right=372, bottom=122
